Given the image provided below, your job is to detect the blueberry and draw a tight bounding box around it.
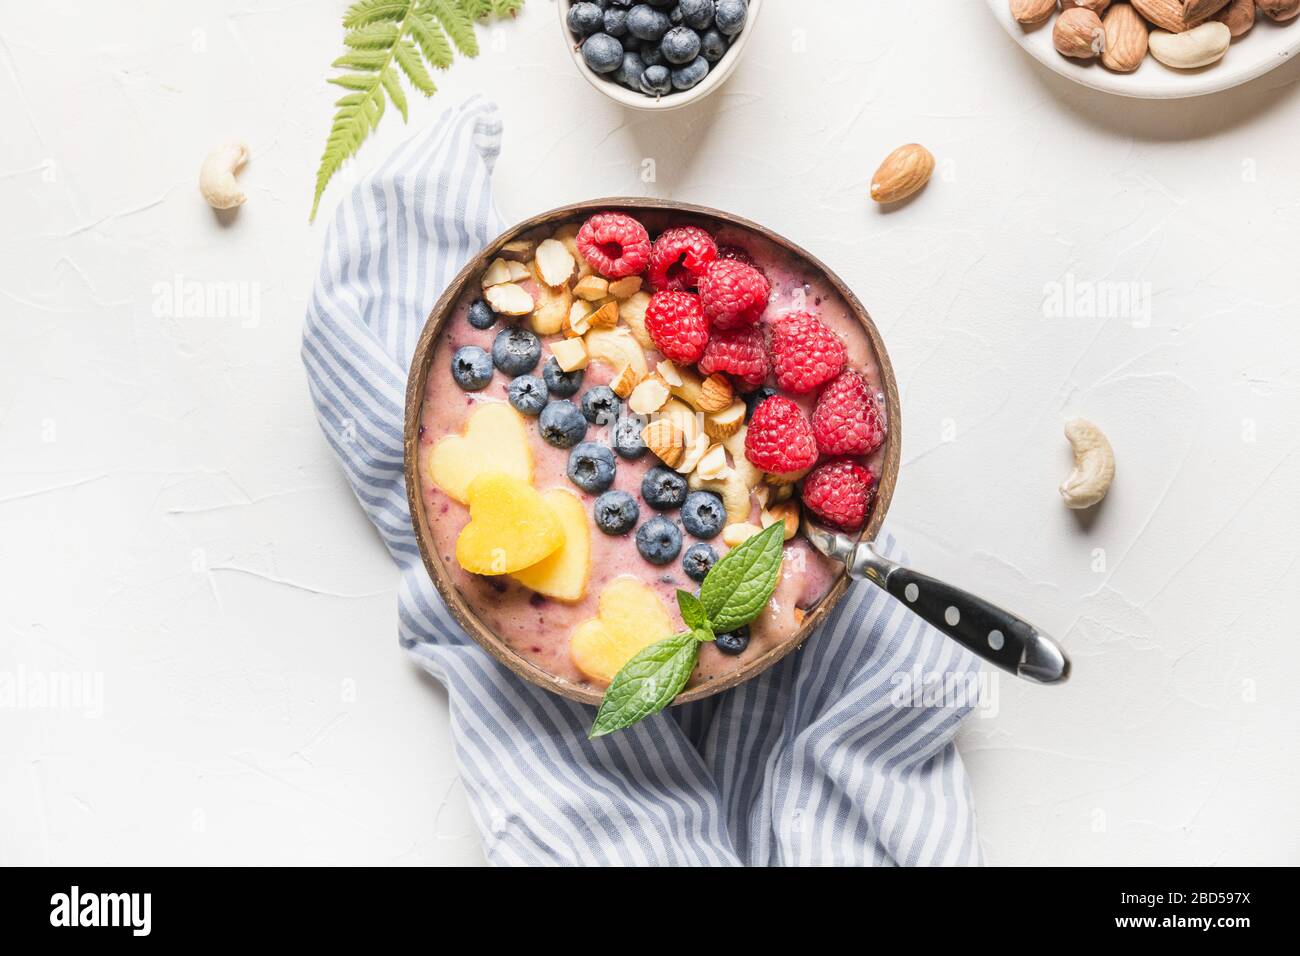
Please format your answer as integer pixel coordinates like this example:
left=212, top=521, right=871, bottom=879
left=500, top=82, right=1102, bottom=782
left=715, top=625, right=750, bottom=656
left=627, top=4, right=671, bottom=41
left=681, top=491, right=726, bottom=538
left=451, top=345, right=493, bottom=391
left=593, top=490, right=639, bottom=535
left=581, top=385, right=620, bottom=425
left=506, top=374, right=548, bottom=416
left=682, top=543, right=718, bottom=582
left=542, top=356, right=584, bottom=398
left=671, top=55, right=709, bottom=90
left=660, top=25, right=700, bottom=64
left=637, top=515, right=682, bottom=565
left=614, top=50, right=646, bottom=88
left=743, top=385, right=778, bottom=421
left=539, top=400, right=588, bottom=448
left=699, top=28, right=728, bottom=63
left=714, top=0, right=748, bottom=36
left=467, top=298, right=497, bottom=330
left=639, top=42, right=666, bottom=67
left=669, top=4, right=684, bottom=25
left=612, top=414, right=648, bottom=458
left=603, top=6, right=630, bottom=36
left=568, top=1, right=604, bottom=35
left=638, top=64, right=672, bottom=95
left=582, top=33, right=625, bottom=74
left=679, top=0, right=713, bottom=30
left=567, top=441, right=617, bottom=494
left=491, top=326, right=541, bottom=376
left=642, top=465, right=688, bottom=510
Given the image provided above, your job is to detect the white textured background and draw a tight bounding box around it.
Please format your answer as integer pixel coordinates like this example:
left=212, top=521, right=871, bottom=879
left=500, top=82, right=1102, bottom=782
left=2, top=1, right=1298, bottom=866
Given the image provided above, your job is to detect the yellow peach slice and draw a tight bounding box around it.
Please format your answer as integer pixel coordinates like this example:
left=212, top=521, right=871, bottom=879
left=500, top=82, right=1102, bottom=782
left=511, top=488, right=591, bottom=602
left=570, top=577, right=675, bottom=684
left=427, top=401, right=532, bottom=504
left=455, top=473, right=564, bottom=575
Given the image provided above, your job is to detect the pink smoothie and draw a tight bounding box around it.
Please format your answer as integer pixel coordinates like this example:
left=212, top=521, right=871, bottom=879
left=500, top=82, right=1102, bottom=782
left=418, top=215, right=888, bottom=696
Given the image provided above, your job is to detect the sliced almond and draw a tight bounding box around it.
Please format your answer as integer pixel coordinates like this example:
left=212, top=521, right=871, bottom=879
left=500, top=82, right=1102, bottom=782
left=697, top=373, right=735, bottom=414
left=483, top=282, right=534, bottom=317
left=695, top=443, right=729, bottom=481
left=587, top=300, right=620, bottom=329
left=703, top=399, right=746, bottom=440
left=506, top=260, right=531, bottom=282
left=618, top=291, right=653, bottom=349
left=550, top=337, right=588, bottom=373
left=660, top=398, right=701, bottom=443
left=628, top=376, right=671, bottom=415
left=656, top=359, right=683, bottom=388
left=567, top=300, right=592, bottom=337
left=610, top=364, right=643, bottom=399
left=498, top=238, right=536, bottom=262
left=675, top=433, right=711, bottom=475
left=553, top=224, right=592, bottom=279
left=534, top=238, right=576, bottom=288
left=607, top=276, right=643, bottom=300
left=722, top=523, right=764, bottom=548
left=528, top=272, right=571, bottom=335
left=642, top=418, right=685, bottom=467
left=480, top=257, right=512, bottom=288
left=761, top=501, right=800, bottom=542
left=573, top=275, right=610, bottom=301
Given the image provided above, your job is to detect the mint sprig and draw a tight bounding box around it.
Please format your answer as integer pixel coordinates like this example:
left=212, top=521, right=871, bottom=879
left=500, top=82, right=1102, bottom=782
left=589, top=522, right=786, bottom=738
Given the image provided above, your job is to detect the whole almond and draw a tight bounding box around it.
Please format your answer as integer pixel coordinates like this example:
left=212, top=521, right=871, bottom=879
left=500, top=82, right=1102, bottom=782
left=1054, top=7, right=1107, bottom=56
left=696, top=373, right=735, bottom=414
left=1101, top=3, right=1150, bottom=71
left=1130, top=0, right=1219, bottom=30
left=1257, top=0, right=1300, bottom=21
left=1214, top=0, right=1255, bottom=35
left=1061, top=0, right=1112, bottom=13
left=870, top=144, right=935, bottom=205
left=1182, top=0, right=1233, bottom=20
left=1010, top=0, right=1057, bottom=24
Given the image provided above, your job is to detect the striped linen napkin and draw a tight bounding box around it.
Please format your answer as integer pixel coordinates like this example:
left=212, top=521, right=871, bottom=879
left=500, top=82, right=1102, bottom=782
left=303, top=96, right=984, bottom=866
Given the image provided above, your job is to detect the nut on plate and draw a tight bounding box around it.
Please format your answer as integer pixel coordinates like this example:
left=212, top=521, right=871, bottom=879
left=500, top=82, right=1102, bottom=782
left=1148, top=21, right=1231, bottom=68
left=1101, top=3, right=1150, bottom=73
left=1257, top=0, right=1300, bottom=22
left=870, top=144, right=935, bottom=205
left=1010, top=0, right=1057, bottom=25
left=1060, top=418, right=1115, bottom=509
left=1215, top=0, right=1255, bottom=37
left=1054, top=7, right=1106, bottom=58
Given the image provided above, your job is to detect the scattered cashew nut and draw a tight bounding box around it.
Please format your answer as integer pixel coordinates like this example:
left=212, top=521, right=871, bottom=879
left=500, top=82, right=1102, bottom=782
left=199, top=141, right=250, bottom=209
left=1060, top=418, right=1115, bottom=510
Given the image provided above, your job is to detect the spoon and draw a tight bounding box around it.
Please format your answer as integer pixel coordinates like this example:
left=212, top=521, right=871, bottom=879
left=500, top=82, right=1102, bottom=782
left=801, top=517, right=1070, bottom=684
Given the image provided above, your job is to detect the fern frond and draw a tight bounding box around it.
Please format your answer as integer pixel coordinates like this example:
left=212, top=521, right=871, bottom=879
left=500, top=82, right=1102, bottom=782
left=427, top=0, right=478, bottom=57
left=312, top=0, right=524, bottom=220
left=343, top=0, right=410, bottom=29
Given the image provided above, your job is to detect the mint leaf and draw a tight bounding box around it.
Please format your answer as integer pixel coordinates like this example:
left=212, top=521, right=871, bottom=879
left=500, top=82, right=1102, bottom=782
left=589, top=631, right=700, bottom=739
left=692, top=627, right=715, bottom=643
left=677, top=589, right=709, bottom=631
left=699, top=522, right=786, bottom=634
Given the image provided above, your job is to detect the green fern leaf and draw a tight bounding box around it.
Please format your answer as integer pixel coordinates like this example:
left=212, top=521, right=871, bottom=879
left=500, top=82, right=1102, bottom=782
left=332, top=49, right=391, bottom=71
left=328, top=72, right=382, bottom=91
left=489, top=0, right=522, bottom=17
left=343, top=22, right=401, bottom=48
left=380, top=66, right=408, bottom=120
left=410, top=10, right=454, bottom=69
left=394, top=38, right=438, bottom=93
left=427, top=0, right=479, bottom=57
left=343, top=0, right=410, bottom=29
left=459, top=0, right=492, bottom=20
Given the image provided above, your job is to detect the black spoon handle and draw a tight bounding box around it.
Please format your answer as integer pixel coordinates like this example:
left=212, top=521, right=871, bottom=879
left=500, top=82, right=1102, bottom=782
left=849, top=545, right=1070, bottom=684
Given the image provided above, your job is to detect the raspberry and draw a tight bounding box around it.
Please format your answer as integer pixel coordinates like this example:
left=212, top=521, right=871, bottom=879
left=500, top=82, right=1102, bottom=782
left=644, top=291, right=710, bottom=365
left=744, top=396, right=818, bottom=476
left=648, top=226, right=717, bottom=292
left=801, top=459, right=876, bottom=532
left=699, top=258, right=770, bottom=330
left=811, top=370, right=886, bottom=457
left=768, top=311, right=847, bottom=394
left=698, top=325, right=769, bottom=388
left=576, top=212, right=652, bottom=279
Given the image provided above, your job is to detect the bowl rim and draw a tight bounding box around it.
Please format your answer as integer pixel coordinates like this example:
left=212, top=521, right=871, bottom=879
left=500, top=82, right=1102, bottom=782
left=984, top=0, right=1300, bottom=100
left=403, top=197, right=902, bottom=706
left=557, top=0, right=764, bottom=111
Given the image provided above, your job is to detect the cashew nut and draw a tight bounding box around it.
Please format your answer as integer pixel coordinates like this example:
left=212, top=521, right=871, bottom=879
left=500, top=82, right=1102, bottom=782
left=199, top=141, right=250, bottom=209
left=1060, top=418, right=1115, bottom=510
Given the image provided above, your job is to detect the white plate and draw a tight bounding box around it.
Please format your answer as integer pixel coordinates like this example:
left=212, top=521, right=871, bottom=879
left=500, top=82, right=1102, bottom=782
left=559, top=0, right=763, bottom=111
left=985, top=0, right=1300, bottom=99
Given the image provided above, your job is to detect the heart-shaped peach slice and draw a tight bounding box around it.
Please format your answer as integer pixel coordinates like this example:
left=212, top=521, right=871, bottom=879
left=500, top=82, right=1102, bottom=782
left=455, top=473, right=564, bottom=575
left=511, top=488, right=591, bottom=602
left=570, top=577, right=675, bottom=684
left=427, top=401, right=532, bottom=504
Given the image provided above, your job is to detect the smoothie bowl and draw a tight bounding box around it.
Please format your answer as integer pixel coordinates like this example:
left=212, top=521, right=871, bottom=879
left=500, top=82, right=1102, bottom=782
left=403, top=200, right=900, bottom=709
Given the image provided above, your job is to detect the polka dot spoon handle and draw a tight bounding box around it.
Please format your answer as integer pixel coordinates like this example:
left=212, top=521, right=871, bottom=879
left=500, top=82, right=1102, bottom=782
left=803, top=518, right=1070, bottom=684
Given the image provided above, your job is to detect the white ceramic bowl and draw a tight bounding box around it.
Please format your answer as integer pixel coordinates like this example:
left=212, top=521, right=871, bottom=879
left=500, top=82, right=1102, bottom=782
left=985, top=0, right=1300, bottom=99
left=559, top=0, right=763, bottom=111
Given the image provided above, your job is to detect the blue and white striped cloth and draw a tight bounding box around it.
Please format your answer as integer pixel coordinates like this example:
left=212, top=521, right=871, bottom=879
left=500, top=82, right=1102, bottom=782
left=303, top=97, right=984, bottom=866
